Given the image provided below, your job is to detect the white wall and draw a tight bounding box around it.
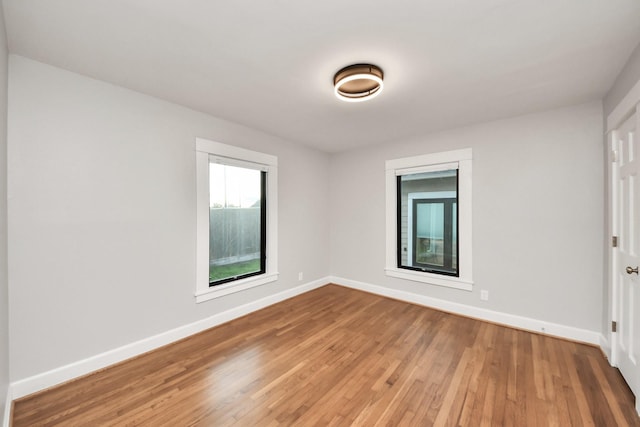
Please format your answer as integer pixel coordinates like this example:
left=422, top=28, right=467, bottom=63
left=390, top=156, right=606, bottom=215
left=330, top=102, right=604, bottom=332
left=604, top=42, right=640, bottom=117
left=0, top=2, right=9, bottom=422
left=7, top=56, right=331, bottom=381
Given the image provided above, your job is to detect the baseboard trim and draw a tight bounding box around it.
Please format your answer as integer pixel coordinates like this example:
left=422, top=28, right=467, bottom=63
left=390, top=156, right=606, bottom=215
left=2, top=386, right=11, bottom=427
left=10, top=277, right=329, bottom=400
left=331, top=276, right=601, bottom=345
left=600, top=333, right=612, bottom=363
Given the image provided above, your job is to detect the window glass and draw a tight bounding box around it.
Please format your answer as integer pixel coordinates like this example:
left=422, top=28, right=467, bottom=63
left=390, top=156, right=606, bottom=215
left=398, top=169, right=458, bottom=276
left=209, top=161, right=266, bottom=286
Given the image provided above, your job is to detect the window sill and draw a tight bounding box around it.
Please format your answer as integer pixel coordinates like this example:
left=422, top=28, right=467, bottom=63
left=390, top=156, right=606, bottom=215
left=384, top=268, right=473, bottom=291
left=195, top=272, right=279, bottom=303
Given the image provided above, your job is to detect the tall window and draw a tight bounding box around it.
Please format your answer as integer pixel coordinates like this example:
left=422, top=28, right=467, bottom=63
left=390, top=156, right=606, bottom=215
left=196, top=138, right=278, bottom=303
left=209, top=162, right=266, bottom=285
left=386, top=149, right=472, bottom=291
left=398, top=169, right=458, bottom=276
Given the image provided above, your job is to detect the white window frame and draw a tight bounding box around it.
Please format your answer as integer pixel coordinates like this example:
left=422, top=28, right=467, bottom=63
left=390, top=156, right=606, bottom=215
left=195, top=137, right=278, bottom=303
left=385, top=148, right=473, bottom=291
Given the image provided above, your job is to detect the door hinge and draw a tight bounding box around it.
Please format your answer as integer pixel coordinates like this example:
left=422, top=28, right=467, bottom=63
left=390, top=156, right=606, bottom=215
left=612, top=150, right=618, bottom=163
left=613, top=236, right=618, bottom=248
left=612, top=321, right=617, bottom=333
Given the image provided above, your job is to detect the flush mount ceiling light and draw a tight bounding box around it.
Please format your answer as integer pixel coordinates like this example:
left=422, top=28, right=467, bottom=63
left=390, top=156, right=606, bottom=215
left=333, top=64, right=384, bottom=103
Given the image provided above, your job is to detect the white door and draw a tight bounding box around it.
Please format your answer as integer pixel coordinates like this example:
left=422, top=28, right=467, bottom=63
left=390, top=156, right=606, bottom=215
left=614, top=108, right=640, bottom=412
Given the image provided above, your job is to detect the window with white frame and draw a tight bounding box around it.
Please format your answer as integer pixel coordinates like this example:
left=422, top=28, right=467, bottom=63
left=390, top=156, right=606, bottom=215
left=196, top=138, right=278, bottom=303
left=385, top=149, right=473, bottom=291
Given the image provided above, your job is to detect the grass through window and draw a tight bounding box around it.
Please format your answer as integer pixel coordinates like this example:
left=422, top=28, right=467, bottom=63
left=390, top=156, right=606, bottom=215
left=209, top=259, right=261, bottom=282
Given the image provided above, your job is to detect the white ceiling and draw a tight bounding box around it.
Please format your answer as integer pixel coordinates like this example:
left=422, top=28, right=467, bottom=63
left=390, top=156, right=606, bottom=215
left=3, top=0, right=640, bottom=153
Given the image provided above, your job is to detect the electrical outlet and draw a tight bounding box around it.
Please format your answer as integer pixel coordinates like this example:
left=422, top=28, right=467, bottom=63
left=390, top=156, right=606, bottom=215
left=480, top=290, right=489, bottom=301
left=298, top=272, right=304, bottom=281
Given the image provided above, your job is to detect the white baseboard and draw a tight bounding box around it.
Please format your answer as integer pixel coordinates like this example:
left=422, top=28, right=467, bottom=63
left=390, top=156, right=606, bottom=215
left=2, top=386, right=11, bottom=427
left=330, top=276, right=601, bottom=345
left=10, top=277, right=329, bottom=400
left=600, top=333, right=612, bottom=362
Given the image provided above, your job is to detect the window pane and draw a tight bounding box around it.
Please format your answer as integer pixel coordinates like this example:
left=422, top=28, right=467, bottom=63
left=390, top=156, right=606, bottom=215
left=415, top=201, right=445, bottom=267
left=209, top=161, right=265, bottom=285
left=398, top=169, right=458, bottom=276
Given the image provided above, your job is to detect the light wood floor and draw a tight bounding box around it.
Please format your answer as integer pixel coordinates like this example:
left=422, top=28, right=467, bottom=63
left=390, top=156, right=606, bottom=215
left=12, top=284, right=640, bottom=426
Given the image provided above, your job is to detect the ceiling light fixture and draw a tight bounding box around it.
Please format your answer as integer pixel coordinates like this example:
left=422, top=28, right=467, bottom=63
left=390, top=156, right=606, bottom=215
left=333, top=64, right=384, bottom=103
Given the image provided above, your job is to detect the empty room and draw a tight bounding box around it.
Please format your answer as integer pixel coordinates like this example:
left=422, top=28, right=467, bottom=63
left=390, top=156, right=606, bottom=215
left=2, top=0, right=640, bottom=425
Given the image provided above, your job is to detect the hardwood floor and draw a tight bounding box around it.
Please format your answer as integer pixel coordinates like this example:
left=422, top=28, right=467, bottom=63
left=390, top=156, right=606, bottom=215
left=12, top=284, right=640, bottom=426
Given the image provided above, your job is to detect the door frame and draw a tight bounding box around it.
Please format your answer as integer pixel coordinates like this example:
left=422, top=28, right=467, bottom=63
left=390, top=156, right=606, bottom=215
left=607, top=77, right=640, bottom=368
